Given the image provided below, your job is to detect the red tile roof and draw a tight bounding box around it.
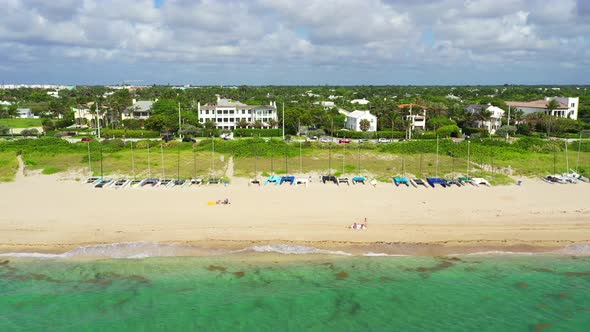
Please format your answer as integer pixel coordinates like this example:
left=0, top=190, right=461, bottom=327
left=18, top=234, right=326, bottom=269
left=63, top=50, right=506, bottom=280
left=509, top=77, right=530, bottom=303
left=506, top=100, right=567, bottom=109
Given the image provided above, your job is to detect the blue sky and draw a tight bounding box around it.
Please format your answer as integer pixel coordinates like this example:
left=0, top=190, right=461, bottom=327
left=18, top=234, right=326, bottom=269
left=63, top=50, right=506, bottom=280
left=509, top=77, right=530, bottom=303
left=0, top=0, right=589, bottom=85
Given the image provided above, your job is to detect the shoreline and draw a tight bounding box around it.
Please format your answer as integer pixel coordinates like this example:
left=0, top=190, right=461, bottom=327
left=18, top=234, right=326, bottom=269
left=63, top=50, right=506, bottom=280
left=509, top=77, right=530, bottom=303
left=0, top=239, right=587, bottom=259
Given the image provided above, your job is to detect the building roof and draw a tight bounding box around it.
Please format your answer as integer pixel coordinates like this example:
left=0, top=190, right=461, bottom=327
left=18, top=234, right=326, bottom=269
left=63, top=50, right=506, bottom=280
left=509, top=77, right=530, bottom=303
left=127, top=100, right=154, bottom=113
left=17, top=108, right=32, bottom=113
left=217, top=98, right=247, bottom=107
left=350, top=98, right=370, bottom=104
left=506, top=100, right=567, bottom=109
left=466, top=104, right=485, bottom=112
left=347, top=110, right=376, bottom=119
left=398, top=103, right=427, bottom=109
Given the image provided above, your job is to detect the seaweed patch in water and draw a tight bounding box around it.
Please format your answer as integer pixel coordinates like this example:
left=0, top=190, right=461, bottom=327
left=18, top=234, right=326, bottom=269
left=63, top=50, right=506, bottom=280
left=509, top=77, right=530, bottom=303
left=207, top=265, right=226, bottom=272
left=546, top=292, right=569, bottom=299
left=234, top=271, right=245, bottom=278
left=0, top=260, right=9, bottom=266
left=416, top=260, right=454, bottom=272
left=336, top=271, right=349, bottom=279
left=129, top=275, right=149, bottom=283
left=531, top=268, right=555, bottom=273
left=533, top=322, right=551, bottom=332
left=515, top=282, right=529, bottom=289
left=563, top=271, right=590, bottom=276
left=28, top=273, right=59, bottom=283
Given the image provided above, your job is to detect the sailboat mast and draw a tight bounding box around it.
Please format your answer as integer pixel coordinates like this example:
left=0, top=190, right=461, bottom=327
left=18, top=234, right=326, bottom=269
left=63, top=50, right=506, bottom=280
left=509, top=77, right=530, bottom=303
left=99, top=141, right=104, bottom=178
left=131, top=141, right=135, bottom=180
left=342, top=137, right=346, bottom=175
left=87, top=141, right=92, bottom=173
left=436, top=135, right=439, bottom=177
left=161, top=144, right=165, bottom=179
left=565, top=139, right=569, bottom=173
left=576, top=132, right=582, bottom=172
left=147, top=143, right=151, bottom=178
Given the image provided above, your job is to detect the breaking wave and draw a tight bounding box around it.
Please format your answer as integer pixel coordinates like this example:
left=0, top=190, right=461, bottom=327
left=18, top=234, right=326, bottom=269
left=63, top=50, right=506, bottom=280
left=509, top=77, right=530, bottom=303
left=0, top=242, right=188, bottom=259
left=233, top=244, right=353, bottom=256
left=362, top=252, right=407, bottom=257
left=560, top=243, right=590, bottom=255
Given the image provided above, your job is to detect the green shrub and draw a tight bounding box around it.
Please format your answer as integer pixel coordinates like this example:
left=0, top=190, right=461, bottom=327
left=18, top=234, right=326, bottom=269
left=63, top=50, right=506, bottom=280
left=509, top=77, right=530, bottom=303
left=436, top=125, right=461, bottom=138
left=233, top=128, right=281, bottom=137
left=101, top=129, right=160, bottom=138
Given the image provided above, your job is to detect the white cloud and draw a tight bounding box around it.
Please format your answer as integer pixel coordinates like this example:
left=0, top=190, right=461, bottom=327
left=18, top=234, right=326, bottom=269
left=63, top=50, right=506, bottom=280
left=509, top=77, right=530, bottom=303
left=0, top=0, right=588, bottom=83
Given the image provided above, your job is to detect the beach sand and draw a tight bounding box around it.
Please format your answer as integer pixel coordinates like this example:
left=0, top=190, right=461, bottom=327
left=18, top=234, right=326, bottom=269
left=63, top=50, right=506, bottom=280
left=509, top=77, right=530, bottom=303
left=1, top=163, right=589, bottom=256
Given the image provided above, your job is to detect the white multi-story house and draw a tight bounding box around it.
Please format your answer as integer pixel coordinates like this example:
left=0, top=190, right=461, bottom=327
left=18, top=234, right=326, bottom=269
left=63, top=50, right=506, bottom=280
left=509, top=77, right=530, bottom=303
left=398, top=104, right=427, bottom=131
left=506, top=97, right=579, bottom=120
left=16, top=108, right=37, bottom=119
left=350, top=98, right=370, bottom=105
left=122, top=99, right=155, bottom=120
left=198, top=97, right=278, bottom=130
left=344, top=110, right=377, bottom=132
left=465, top=104, right=505, bottom=134
left=313, top=101, right=335, bottom=109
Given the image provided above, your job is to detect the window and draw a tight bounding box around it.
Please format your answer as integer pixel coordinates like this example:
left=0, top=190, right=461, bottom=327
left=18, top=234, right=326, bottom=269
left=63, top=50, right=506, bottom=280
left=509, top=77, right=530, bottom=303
left=217, top=110, right=222, bottom=114
left=230, top=110, right=234, bottom=114
left=223, top=110, right=228, bottom=114
left=242, top=110, right=245, bottom=114
left=571, top=103, right=575, bottom=107
left=230, top=118, right=234, bottom=122
left=217, top=118, right=222, bottom=122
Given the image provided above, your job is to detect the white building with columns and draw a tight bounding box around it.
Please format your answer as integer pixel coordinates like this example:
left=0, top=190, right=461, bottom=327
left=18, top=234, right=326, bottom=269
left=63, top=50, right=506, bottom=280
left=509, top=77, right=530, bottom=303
left=197, top=97, right=278, bottom=130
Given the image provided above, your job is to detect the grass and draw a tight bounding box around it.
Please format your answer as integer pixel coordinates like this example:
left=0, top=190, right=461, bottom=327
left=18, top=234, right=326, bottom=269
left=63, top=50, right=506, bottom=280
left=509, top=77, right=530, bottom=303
left=4, top=137, right=590, bottom=184
left=23, top=148, right=229, bottom=179
left=0, top=118, right=43, bottom=128
left=0, top=152, right=17, bottom=182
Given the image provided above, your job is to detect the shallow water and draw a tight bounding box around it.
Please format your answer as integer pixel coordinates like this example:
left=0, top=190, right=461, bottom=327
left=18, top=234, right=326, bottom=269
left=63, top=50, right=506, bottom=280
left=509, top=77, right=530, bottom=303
left=1, top=253, right=589, bottom=331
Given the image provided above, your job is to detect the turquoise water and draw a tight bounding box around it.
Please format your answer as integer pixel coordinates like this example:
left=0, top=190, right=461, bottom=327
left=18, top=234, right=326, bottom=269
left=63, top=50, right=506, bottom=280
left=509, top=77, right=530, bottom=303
left=1, top=254, right=589, bottom=331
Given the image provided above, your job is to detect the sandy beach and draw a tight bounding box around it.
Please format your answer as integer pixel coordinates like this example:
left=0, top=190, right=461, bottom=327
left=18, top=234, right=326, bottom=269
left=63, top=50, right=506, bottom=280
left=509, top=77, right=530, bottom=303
left=1, top=161, right=589, bottom=256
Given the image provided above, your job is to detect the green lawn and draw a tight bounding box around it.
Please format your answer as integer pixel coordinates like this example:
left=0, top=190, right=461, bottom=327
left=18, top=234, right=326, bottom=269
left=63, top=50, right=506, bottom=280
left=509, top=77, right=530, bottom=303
left=0, top=118, right=43, bottom=128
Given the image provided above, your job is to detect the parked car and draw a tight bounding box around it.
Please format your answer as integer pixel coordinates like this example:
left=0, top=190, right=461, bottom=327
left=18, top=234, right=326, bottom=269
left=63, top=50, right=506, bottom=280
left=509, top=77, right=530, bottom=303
left=359, top=139, right=368, bottom=143
left=307, top=136, right=318, bottom=142
left=378, top=138, right=391, bottom=143
left=338, top=139, right=351, bottom=144
left=320, top=137, right=331, bottom=143
left=81, top=137, right=93, bottom=142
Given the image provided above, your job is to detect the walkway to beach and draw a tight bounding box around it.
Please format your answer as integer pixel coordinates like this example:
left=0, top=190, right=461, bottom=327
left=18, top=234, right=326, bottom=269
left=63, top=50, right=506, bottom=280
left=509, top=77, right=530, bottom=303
left=16, top=155, right=25, bottom=180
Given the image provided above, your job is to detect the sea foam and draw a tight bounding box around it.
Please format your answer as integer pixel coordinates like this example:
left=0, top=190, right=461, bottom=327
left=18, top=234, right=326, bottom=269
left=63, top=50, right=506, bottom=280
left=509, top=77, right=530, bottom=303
left=234, top=244, right=353, bottom=256
left=0, top=242, right=185, bottom=259
left=560, top=243, right=590, bottom=255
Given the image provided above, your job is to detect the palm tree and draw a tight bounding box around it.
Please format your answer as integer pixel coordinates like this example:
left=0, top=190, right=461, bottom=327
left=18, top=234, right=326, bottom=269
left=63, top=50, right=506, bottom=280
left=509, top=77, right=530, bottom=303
left=359, top=119, right=370, bottom=132
left=546, top=99, right=561, bottom=117
left=252, top=120, right=263, bottom=129
left=471, top=107, right=493, bottom=131
left=268, top=119, right=279, bottom=129
left=236, top=119, right=249, bottom=128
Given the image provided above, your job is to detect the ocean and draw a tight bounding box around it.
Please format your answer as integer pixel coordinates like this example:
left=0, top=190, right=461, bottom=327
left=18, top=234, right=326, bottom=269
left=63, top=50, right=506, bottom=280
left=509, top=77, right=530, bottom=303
left=1, top=244, right=589, bottom=331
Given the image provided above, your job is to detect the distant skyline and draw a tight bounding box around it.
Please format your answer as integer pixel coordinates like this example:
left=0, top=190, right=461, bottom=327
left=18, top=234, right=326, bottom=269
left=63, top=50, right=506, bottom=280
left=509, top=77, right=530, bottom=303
left=1, top=0, right=589, bottom=85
